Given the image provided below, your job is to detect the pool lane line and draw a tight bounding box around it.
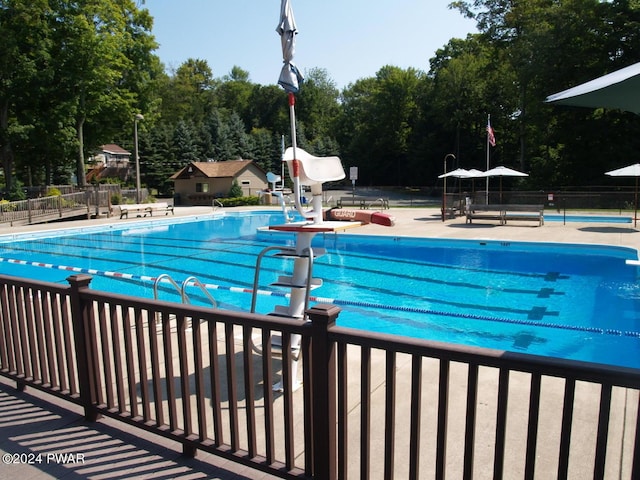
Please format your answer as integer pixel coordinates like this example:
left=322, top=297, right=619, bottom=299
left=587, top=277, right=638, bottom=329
left=2, top=256, right=639, bottom=340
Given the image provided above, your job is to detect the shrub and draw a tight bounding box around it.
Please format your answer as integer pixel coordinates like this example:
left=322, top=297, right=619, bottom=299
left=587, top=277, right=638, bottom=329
left=218, top=196, right=260, bottom=207
left=228, top=179, right=243, bottom=198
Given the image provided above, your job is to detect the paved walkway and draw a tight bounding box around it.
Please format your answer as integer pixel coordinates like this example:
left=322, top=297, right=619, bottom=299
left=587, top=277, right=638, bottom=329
left=1, top=204, right=638, bottom=479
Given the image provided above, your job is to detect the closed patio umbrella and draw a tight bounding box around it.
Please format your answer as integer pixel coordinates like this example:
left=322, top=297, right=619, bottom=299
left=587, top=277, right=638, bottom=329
left=480, top=166, right=528, bottom=203
left=277, top=0, right=310, bottom=219
left=605, top=163, right=640, bottom=227
left=277, top=0, right=303, bottom=94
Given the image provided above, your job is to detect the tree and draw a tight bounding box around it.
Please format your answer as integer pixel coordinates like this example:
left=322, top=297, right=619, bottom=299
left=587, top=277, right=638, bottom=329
left=337, top=66, right=424, bottom=185
left=159, top=58, right=215, bottom=125
left=0, top=0, right=53, bottom=195
left=49, top=0, right=157, bottom=187
left=228, top=179, right=243, bottom=198
left=172, top=120, right=201, bottom=164
left=296, top=68, right=341, bottom=154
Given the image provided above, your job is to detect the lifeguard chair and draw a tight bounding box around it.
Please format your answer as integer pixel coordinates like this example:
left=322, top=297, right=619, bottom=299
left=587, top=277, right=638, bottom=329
left=283, top=147, right=345, bottom=220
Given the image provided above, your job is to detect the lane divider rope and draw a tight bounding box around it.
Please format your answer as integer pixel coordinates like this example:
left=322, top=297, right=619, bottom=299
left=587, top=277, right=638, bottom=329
left=2, top=256, right=639, bottom=339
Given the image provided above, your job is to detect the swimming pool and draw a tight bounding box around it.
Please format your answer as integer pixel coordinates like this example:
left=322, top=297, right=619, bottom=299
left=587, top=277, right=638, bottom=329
left=545, top=213, right=633, bottom=223
left=1, top=211, right=639, bottom=369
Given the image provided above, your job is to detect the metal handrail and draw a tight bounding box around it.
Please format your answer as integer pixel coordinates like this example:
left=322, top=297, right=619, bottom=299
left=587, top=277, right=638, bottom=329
left=153, top=273, right=182, bottom=300
left=181, top=276, right=217, bottom=308
left=367, top=197, right=387, bottom=210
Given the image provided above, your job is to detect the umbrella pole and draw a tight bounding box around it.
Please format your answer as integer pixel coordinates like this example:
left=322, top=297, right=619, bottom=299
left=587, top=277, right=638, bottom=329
left=287, top=92, right=317, bottom=222
left=635, top=177, right=638, bottom=228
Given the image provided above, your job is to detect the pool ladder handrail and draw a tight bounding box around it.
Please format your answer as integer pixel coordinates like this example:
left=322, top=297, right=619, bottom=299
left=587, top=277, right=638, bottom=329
left=212, top=199, right=224, bottom=212
left=367, top=197, right=388, bottom=210
left=153, top=273, right=217, bottom=308
left=182, top=276, right=217, bottom=308
left=250, top=244, right=321, bottom=360
left=250, top=245, right=319, bottom=319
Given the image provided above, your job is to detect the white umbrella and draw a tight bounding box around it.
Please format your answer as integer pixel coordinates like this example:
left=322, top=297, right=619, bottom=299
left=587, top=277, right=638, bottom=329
left=464, top=169, right=485, bottom=178
left=438, top=168, right=469, bottom=179
left=277, top=0, right=303, bottom=94
left=438, top=168, right=469, bottom=220
left=461, top=169, right=485, bottom=195
left=605, top=163, right=640, bottom=227
left=479, top=166, right=528, bottom=203
left=277, top=0, right=310, bottom=219
left=545, top=62, right=640, bottom=114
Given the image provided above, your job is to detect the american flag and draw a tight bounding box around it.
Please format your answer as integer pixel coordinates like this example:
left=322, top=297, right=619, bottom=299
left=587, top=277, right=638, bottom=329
left=487, top=119, right=496, bottom=147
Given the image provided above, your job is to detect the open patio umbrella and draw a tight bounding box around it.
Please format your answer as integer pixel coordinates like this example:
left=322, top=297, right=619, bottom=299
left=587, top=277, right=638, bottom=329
left=480, top=166, right=528, bottom=203
left=462, top=168, right=485, bottom=196
left=605, top=163, right=640, bottom=227
left=437, top=168, right=469, bottom=179
left=545, top=62, right=640, bottom=114
left=438, top=168, right=469, bottom=220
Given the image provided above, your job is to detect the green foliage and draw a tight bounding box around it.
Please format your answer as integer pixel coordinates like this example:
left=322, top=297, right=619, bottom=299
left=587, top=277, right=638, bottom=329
left=228, top=179, right=243, bottom=198
left=0, top=0, right=159, bottom=192
left=218, top=196, right=260, bottom=207
left=111, top=193, right=123, bottom=205
left=4, top=0, right=640, bottom=193
left=45, top=187, right=62, bottom=197
left=7, top=179, right=25, bottom=201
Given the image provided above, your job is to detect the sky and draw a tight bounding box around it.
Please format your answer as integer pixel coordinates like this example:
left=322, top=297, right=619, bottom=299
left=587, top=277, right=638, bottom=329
left=144, top=0, right=478, bottom=89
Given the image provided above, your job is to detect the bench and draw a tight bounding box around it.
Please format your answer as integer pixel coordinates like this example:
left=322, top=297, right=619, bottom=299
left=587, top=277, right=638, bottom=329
left=465, top=204, right=544, bottom=226
left=502, top=204, right=544, bottom=226
left=115, top=202, right=174, bottom=219
left=336, top=196, right=389, bottom=209
left=442, top=200, right=464, bottom=219
left=465, top=204, right=506, bottom=224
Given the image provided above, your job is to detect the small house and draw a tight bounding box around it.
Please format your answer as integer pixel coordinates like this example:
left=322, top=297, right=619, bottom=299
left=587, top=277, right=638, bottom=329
left=170, top=160, right=268, bottom=206
left=86, top=144, right=132, bottom=183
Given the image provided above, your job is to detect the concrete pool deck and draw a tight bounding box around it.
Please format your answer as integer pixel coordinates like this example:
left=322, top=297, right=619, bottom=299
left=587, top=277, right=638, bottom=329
left=1, top=205, right=639, bottom=479
left=4, top=205, right=639, bottom=252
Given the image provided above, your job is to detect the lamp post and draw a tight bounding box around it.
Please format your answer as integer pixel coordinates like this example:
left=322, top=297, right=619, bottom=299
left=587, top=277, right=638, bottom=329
left=442, top=153, right=456, bottom=222
left=134, top=113, right=144, bottom=203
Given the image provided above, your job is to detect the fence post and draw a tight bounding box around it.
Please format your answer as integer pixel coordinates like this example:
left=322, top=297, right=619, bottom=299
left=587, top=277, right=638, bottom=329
left=308, top=304, right=340, bottom=480
left=67, top=274, right=101, bottom=421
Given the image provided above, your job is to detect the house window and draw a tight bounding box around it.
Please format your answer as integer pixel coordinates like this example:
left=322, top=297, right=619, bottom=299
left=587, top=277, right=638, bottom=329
left=196, top=183, right=209, bottom=193
left=241, top=181, right=250, bottom=186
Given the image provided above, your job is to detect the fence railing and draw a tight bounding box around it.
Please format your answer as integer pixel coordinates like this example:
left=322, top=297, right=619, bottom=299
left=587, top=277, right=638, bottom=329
left=1, top=273, right=639, bottom=479
left=444, top=190, right=639, bottom=213
left=0, top=192, right=94, bottom=226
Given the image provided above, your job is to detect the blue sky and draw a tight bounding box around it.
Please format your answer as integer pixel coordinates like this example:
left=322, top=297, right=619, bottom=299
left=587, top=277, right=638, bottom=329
left=144, top=0, right=478, bottom=89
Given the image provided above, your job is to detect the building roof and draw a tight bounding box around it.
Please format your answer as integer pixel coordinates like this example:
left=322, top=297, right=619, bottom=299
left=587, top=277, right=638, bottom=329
left=100, top=144, right=131, bottom=156
left=170, top=160, right=263, bottom=180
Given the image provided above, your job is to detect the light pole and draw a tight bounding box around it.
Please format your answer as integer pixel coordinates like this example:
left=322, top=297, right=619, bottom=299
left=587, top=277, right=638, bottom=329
left=134, top=113, right=144, bottom=203
left=442, top=153, right=456, bottom=222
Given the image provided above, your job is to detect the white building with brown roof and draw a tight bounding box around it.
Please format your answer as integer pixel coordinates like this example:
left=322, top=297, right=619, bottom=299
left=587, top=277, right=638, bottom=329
left=170, top=160, right=268, bottom=205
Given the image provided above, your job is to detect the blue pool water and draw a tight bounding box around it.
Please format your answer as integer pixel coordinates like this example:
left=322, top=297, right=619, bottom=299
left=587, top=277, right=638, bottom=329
left=545, top=214, right=633, bottom=223
left=1, top=211, right=639, bottom=369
